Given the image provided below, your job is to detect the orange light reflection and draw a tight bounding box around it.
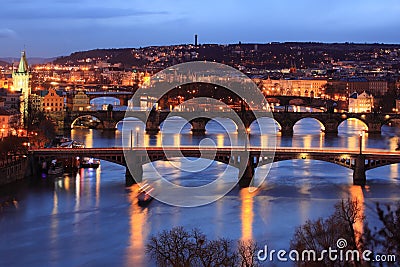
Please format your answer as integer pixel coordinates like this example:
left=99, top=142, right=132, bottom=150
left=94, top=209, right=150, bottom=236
left=240, top=188, right=256, bottom=241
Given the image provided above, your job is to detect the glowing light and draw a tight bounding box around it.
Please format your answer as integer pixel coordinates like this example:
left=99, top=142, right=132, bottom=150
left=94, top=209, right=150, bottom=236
left=240, top=189, right=255, bottom=241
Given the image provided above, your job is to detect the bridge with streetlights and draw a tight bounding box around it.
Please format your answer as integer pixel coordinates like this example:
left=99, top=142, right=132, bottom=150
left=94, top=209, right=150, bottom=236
left=30, top=146, right=400, bottom=187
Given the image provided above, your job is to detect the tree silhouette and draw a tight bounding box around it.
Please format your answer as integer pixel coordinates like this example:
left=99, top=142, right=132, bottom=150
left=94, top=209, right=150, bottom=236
left=373, top=202, right=400, bottom=258
left=290, top=199, right=366, bottom=266
left=146, top=227, right=259, bottom=267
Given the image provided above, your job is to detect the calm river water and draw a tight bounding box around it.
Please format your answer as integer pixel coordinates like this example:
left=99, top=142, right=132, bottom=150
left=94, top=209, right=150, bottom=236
left=0, top=118, right=399, bottom=266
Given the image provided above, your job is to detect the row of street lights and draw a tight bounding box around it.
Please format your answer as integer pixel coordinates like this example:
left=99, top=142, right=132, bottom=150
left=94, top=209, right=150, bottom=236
left=128, top=126, right=364, bottom=153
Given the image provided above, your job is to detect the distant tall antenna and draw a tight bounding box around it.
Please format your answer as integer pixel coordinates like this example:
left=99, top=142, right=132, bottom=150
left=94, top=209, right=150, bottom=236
left=194, top=34, right=198, bottom=46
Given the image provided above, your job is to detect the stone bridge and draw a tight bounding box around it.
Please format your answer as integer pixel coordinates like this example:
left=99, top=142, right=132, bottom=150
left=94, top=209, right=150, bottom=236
left=30, top=147, right=400, bottom=187
left=65, top=110, right=400, bottom=135
left=85, top=91, right=134, bottom=106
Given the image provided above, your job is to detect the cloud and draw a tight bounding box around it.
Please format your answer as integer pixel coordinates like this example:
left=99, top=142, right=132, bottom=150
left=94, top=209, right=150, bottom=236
left=2, top=6, right=167, bottom=20
left=0, top=28, right=17, bottom=38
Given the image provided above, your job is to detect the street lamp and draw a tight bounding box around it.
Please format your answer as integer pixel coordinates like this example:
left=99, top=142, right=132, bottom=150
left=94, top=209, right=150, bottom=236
left=245, top=127, right=250, bottom=150
left=359, top=130, right=364, bottom=154
left=136, top=127, right=139, bottom=147
left=130, top=129, right=133, bottom=150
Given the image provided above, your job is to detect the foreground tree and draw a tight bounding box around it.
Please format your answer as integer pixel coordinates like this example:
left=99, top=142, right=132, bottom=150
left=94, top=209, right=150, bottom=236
left=146, top=227, right=259, bottom=267
left=290, top=199, right=366, bottom=266
left=373, top=202, right=400, bottom=257
left=237, top=240, right=259, bottom=267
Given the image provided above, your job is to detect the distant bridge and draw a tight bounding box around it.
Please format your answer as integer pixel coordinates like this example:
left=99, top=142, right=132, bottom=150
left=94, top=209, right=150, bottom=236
left=65, top=110, right=400, bottom=135
left=85, top=91, right=133, bottom=106
left=30, top=147, right=400, bottom=187
left=79, top=92, right=332, bottom=110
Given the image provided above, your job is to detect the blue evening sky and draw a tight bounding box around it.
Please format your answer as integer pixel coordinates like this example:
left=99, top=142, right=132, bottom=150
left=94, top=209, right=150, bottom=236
left=1, top=0, right=399, bottom=57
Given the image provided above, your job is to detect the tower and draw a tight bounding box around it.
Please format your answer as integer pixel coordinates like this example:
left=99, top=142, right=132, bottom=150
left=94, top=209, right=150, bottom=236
left=194, top=34, right=198, bottom=46
left=12, top=51, right=30, bottom=127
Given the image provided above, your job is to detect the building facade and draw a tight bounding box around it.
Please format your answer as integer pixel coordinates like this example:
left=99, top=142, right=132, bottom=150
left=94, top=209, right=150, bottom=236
left=29, top=93, right=43, bottom=112
left=260, top=78, right=327, bottom=97
left=0, top=88, right=21, bottom=110
left=42, top=88, right=64, bottom=112
left=72, top=91, right=90, bottom=111
left=348, top=91, right=374, bottom=113
left=0, top=108, right=20, bottom=137
left=328, top=78, right=388, bottom=99
left=42, top=88, right=65, bottom=129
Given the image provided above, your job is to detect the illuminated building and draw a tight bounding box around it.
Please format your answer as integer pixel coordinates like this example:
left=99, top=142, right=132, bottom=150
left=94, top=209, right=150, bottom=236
left=348, top=91, right=374, bottom=113
left=29, top=93, right=43, bottom=112
left=261, top=77, right=327, bottom=97
left=0, top=106, right=19, bottom=137
left=0, top=88, right=21, bottom=110
left=42, top=88, right=64, bottom=112
left=42, top=88, right=65, bottom=129
left=72, top=91, right=90, bottom=111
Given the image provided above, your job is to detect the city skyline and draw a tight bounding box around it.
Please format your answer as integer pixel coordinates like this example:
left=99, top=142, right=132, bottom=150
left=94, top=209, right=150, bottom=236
left=1, top=0, right=400, bottom=57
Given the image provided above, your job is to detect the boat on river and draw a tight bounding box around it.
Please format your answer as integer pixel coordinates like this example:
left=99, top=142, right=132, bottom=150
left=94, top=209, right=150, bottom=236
left=48, top=137, right=85, bottom=148
left=47, top=160, right=64, bottom=177
left=80, top=157, right=100, bottom=169
left=137, top=183, right=154, bottom=207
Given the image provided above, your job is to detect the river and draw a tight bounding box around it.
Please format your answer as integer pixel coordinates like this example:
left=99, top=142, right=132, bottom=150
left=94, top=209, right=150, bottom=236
left=0, top=118, right=399, bottom=266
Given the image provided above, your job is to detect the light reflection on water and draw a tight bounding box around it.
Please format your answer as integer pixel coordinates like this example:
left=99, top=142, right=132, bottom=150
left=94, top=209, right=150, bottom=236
left=0, top=119, right=399, bottom=266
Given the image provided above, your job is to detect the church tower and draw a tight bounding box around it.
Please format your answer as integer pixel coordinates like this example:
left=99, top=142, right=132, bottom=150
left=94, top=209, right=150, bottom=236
left=12, top=51, right=30, bottom=126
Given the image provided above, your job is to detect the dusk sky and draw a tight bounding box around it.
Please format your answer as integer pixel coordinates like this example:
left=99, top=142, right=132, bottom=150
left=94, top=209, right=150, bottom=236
left=1, top=0, right=400, bottom=57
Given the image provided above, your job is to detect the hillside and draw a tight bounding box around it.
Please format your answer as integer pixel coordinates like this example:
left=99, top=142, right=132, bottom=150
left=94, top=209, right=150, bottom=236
left=53, top=48, right=147, bottom=67
left=52, top=42, right=400, bottom=70
left=0, top=60, right=9, bottom=67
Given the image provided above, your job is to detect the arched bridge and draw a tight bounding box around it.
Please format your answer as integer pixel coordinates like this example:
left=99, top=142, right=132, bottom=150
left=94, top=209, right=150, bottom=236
left=30, top=147, right=400, bottom=187
left=65, top=110, right=400, bottom=135
left=85, top=91, right=133, bottom=106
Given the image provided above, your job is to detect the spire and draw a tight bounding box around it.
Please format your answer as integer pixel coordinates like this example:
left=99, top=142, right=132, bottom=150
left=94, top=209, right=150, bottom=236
left=17, top=51, right=28, bottom=73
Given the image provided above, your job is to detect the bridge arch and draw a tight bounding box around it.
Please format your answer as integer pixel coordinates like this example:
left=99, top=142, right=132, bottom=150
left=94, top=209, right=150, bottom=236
left=366, top=163, right=400, bottom=183
left=338, top=118, right=368, bottom=134
left=249, top=117, right=281, bottom=134
left=142, top=155, right=233, bottom=167
left=205, top=117, right=239, bottom=133
left=160, top=116, right=191, bottom=134
left=90, top=96, right=121, bottom=106
left=116, top=117, right=146, bottom=130
left=71, top=115, right=103, bottom=129
left=142, top=158, right=239, bottom=186
left=293, top=117, right=326, bottom=134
